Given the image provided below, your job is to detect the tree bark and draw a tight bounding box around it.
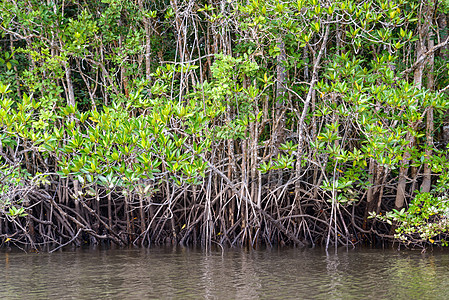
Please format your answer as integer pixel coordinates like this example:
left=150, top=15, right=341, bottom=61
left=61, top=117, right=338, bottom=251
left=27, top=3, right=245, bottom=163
left=64, top=60, right=76, bottom=108
left=273, top=38, right=287, bottom=156
left=421, top=34, right=435, bottom=193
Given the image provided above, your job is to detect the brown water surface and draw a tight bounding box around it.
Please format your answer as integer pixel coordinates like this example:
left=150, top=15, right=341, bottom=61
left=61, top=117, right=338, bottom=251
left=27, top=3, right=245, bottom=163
left=1, top=246, right=448, bottom=299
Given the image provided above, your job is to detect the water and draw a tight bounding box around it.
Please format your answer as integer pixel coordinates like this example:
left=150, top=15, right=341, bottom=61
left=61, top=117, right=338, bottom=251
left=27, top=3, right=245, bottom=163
left=1, top=246, right=449, bottom=299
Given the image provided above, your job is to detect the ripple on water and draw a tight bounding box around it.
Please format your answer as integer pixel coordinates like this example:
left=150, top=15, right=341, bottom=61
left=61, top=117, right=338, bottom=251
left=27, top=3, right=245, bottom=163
left=1, top=247, right=449, bottom=299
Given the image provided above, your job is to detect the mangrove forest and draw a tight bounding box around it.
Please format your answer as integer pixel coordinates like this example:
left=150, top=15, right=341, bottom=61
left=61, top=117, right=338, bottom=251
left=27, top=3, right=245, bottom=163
left=1, top=0, right=449, bottom=251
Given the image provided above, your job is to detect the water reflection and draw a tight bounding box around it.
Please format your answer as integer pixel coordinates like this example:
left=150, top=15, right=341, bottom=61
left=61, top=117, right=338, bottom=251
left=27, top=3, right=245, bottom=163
left=1, top=246, right=449, bottom=299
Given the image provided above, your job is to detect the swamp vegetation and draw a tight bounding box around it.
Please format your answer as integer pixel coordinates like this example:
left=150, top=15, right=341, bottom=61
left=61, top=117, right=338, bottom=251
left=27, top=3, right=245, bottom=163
left=1, top=0, right=449, bottom=251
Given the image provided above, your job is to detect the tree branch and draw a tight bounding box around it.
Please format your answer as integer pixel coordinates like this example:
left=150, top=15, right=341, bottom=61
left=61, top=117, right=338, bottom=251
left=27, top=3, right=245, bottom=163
left=401, top=36, right=449, bottom=77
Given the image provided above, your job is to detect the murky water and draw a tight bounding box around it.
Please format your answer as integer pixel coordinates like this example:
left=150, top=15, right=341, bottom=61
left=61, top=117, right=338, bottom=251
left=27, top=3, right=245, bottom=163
left=1, top=246, right=449, bottom=299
